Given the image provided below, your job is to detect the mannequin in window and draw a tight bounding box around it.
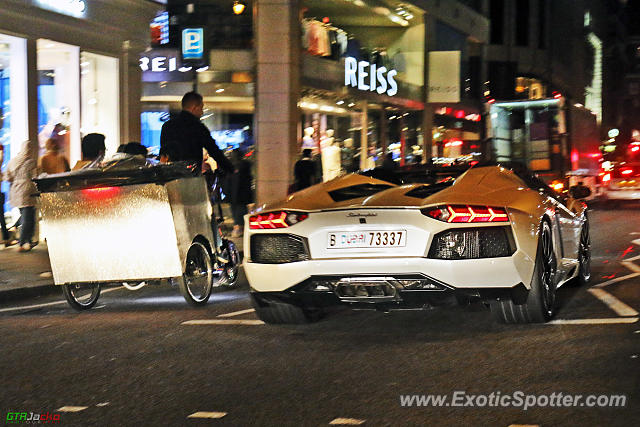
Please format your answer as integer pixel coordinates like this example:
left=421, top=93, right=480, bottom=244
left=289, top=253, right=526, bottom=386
left=321, top=129, right=341, bottom=181
left=301, top=126, right=315, bottom=150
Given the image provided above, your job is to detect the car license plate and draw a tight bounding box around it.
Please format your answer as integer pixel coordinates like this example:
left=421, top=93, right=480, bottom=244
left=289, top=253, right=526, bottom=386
left=327, top=230, right=406, bottom=249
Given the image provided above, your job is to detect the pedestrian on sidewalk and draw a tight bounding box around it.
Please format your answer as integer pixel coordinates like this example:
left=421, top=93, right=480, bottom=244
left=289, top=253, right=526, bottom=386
left=38, top=137, right=70, bottom=175
left=0, top=143, right=12, bottom=247
left=224, top=148, right=253, bottom=237
left=293, top=148, right=317, bottom=192
left=5, top=139, right=38, bottom=252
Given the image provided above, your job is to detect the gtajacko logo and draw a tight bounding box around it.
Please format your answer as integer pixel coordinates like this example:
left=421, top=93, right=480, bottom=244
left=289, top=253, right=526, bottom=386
left=5, top=411, right=61, bottom=424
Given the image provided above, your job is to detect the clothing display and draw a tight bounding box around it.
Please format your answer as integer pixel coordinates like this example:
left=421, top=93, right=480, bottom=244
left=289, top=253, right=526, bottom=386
left=302, top=19, right=350, bottom=60
left=321, top=143, right=341, bottom=182
left=303, top=19, right=331, bottom=57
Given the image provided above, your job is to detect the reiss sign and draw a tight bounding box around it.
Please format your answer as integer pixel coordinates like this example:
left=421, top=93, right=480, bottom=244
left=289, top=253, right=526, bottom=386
left=344, top=57, right=398, bottom=97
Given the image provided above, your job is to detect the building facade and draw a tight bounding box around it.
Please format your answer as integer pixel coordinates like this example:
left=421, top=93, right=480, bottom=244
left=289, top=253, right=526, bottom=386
left=0, top=0, right=161, bottom=171
left=254, top=0, right=488, bottom=204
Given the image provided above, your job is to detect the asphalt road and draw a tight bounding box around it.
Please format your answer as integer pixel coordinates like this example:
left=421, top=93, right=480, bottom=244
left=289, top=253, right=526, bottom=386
left=1, top=207, right=639, bottom=426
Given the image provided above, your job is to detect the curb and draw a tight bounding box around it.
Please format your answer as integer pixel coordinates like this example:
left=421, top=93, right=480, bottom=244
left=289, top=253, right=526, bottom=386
left=0, top=283, right=60, bottom=304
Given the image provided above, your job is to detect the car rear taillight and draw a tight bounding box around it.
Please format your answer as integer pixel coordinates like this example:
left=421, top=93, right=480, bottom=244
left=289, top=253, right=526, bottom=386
left=602, top=173, right=611, bottom=182
left=421, top=205, right=509, bottom=223
left=249, top=211, right=309, bottom=229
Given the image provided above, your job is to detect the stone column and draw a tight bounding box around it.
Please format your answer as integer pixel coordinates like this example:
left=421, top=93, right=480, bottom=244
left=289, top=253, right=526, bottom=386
left=423, top=13, right=437, bottom=163
left=26, top=38, right=38, bottom=145
left=121, top=40, right=143, bottom=143
left=255, top=0, right=301, bottom=204
left=359, top=102, right=368, bottom=170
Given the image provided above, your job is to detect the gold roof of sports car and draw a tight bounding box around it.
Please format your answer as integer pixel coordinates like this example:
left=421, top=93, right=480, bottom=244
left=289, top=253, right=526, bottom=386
left=258, top=166, right=530, bottom=212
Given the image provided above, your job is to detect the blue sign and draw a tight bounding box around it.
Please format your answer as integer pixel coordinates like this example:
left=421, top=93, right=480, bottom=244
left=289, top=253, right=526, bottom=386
left=182, top=28, right=204, bottom=60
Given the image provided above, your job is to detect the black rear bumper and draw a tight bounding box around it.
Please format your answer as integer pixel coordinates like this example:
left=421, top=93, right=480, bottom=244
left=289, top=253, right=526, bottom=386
left=251, top=275, right=529, bottom=311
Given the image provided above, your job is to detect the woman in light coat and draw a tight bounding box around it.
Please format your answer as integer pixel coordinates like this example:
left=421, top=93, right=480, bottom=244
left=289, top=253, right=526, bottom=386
left=5, top=140, right=38, bottom=252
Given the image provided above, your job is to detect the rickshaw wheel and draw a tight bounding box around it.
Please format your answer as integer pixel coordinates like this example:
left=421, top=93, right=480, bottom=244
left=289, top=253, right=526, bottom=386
left=62, top=283, right=101, bottom=311
left=215, top=240, right=240, bottom=289
left=180, top=242, right=213, bottom=306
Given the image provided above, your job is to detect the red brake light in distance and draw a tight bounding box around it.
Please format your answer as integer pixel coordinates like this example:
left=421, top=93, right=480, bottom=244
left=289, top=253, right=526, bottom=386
left=422, top=205, right=509, bottom=223
left=602, top=173, right=611, bottom=182
left=621, top=168, right=633, bottom=175
left=249, top=211, right=309, bottom=229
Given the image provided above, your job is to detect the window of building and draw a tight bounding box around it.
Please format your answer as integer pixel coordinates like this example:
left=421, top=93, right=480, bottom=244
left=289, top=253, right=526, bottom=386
left=538, top=0, right=546, bottom=48
left=0, top=33, right=28, bottom=213
left=37, top=39, right=80, bottom=165
left=515, top=0, right=530, bottom=46
left=80, top=51, right=119, bottom=155
left=490, top=0, right=505, bottom=44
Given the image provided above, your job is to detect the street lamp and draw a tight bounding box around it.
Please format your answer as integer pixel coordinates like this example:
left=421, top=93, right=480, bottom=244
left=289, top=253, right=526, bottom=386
left=233, top=1, right=246, bottom=15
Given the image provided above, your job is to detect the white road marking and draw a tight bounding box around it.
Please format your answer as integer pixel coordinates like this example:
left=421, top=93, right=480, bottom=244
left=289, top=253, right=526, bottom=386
left=593, top=273, right=640, bottom=289
left=187, top=412, right=227, bottom=419
left=182, top=319, right=264, bottom=326
left=57, top=406, right=88, bottom=412
left=588, top=288, right=639, bottom=316
left=623, top=254, right=640, bottom=263
left=622, top=260, right=640, bottom=273
left=217, top=308, right=255, bottom=318
left=0, top=286, right=124, bottom=313
left=329, top=418, right=366, bottom=425
left=549, top=318, right=639, bottom=325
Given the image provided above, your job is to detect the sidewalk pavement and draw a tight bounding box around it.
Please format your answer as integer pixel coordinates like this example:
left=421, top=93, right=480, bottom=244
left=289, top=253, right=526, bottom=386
left=0, top=242, right=58, bottom=303
left=0, top=218, right=244, bottom=303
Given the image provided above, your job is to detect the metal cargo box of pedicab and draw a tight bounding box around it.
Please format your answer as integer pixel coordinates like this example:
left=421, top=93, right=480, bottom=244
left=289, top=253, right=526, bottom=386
left=34, top=157, right=237, bottom=310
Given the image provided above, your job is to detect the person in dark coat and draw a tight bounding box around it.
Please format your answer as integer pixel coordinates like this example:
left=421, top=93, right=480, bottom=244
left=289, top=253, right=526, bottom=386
left=160, top=92, right=233, bottom=174
left=381, top=152, right=397, bottom=170
left=224, top=148, right=253, bottom=237
left=293, top=148, right=317, bottom=191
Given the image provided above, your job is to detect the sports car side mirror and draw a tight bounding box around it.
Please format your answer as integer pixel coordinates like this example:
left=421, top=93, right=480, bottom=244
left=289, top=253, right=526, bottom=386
left=569, top=186, right=591, bottom=199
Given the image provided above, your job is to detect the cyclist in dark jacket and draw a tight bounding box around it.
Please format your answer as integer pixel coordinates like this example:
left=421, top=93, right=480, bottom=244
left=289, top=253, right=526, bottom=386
left=160, top=92, right=233, bottom=173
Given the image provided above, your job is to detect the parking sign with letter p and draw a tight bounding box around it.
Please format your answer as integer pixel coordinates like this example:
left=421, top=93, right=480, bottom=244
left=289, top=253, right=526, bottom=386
left=182, top=28, right=204, bottom=60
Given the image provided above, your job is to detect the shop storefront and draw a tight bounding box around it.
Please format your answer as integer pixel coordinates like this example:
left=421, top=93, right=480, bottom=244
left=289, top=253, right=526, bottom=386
left=1, top=0, right=160, bottom=213
left=140, top=3, right=255, bottom=155
left=139, top=47, right=255, bottom=155
left=297, top=0, right=425, bottom=180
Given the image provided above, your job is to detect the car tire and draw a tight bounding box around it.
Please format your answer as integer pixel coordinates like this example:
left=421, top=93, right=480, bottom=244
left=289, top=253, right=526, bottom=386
left=251, top=293, right=321, bottom=324
left=62, top=283, right=101, bottom=311
left=491, top=220, right=557, bottom=324
left=179, top=242, right=214, bottom=306
left=214, top=239, right=240, bottom=289
left=576, top=215, right=591, bottom=286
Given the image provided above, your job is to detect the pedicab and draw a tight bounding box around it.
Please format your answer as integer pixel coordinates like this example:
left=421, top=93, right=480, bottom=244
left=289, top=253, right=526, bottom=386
left=33, top=154, right=240, bottom=310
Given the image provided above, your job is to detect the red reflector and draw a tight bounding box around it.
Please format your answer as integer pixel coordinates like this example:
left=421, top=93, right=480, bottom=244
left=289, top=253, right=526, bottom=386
left=249, top=211, right=309, bottom=229
left=81, top=186, right=121, bottom=200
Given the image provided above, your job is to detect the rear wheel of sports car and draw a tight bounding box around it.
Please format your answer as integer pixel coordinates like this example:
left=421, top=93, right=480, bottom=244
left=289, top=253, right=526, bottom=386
left=576, top=217, right=591, bottom=286
left=251, top=294, right=321, bottom=324
left=491, top=221, right=557, bottom=324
